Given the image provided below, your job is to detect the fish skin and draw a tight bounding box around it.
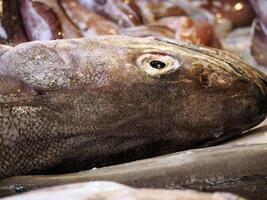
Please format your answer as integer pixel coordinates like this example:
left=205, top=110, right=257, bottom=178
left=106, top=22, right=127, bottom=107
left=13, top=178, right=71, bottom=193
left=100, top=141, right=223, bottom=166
left=0, top=181, right=245, bottom=200
left=0, top=36, right=266, bottom=179
left=223, top=118, right=267, bottom=145
left=0, top=144, right=265, bottom=199
left=79, top=0, right=143, bottom=27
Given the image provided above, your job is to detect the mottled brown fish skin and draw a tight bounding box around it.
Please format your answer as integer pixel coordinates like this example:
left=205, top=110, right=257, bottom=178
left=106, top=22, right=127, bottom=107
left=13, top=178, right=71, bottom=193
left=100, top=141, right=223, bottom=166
left=0, top=36, right=266, bottom=179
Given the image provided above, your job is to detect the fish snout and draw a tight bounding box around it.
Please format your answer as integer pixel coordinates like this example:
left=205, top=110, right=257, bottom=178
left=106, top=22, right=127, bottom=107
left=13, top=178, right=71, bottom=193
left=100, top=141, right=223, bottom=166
left=189, top=61, right=267, bottom=131
left=236, top=70, right=267, bottom=130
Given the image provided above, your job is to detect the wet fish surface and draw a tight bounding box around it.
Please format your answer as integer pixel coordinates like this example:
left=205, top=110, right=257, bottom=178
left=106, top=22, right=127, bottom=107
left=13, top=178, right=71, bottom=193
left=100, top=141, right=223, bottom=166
left=0, top=36, right=266, bottom=179
left=0, top=143, right=266, bottom=199
left=0, top=181, right=245, bottom=200
left=223, top=118, right=267, bottom=145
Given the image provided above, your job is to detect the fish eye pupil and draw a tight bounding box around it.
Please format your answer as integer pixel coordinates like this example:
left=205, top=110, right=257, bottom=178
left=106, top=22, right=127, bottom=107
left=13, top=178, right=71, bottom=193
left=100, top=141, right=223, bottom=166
left=150, top=60, right=166, bottom=69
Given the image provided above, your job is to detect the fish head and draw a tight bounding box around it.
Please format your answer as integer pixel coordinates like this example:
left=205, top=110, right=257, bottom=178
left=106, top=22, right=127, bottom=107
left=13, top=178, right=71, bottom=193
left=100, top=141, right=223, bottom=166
left=2, top=36, right=266, bottom=148
left=89, top=36, right=267, bottom=141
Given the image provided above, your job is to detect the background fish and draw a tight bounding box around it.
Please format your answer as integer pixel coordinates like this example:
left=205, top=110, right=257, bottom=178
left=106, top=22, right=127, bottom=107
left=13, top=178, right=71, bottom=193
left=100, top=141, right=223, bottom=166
left=0, top=181, right=245, bottom=200
left=0, top=144, right=265, bottom=199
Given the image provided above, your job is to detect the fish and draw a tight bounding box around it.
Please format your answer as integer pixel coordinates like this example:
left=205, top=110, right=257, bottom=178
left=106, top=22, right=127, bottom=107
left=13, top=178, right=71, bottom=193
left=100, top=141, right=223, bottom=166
left=2, top=0, right=222, bottom=48
left=60, top=0, right=119, bottom=37
left=0, top=0, right=28, bottom=44
left=223, top=118, right=267, bottom=145
left=19, top=0, right=64, bottom=41
left=0, top=144, right=266, bottom=199
left=135, top=0, right=186, bottom=24
left=0, top=35, right=266, bottom=179
left=0, top=181, right=245, bottom=200
left=198, top=0, right=256, bottom=28
left=249, top=0, right=267, bottom=67
left=119, top=25, right=176, bottom=38
left=79, top=0, right=143, bottom=27
left=19, top=0, right=82, bottom=40
left=157, top=16, right=221, bottom=48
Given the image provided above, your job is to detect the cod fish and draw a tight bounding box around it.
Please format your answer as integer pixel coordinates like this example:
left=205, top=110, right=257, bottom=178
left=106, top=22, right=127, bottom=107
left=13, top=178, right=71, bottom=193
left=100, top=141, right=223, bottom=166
left=0, top=181, right=245, bottom=200
left=0, top=36, right=266, bottom=179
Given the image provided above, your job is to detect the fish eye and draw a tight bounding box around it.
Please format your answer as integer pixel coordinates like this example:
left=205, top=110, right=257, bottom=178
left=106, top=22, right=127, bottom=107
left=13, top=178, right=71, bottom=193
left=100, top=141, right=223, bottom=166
left=150, top=60, right=166, bottom=69
left=136, top=53, right=180, bottom=77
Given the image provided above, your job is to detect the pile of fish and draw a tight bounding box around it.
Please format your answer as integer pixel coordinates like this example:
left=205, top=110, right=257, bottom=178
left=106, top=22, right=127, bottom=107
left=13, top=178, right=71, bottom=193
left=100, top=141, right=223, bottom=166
left=0, top=0, right=220, bottom=47
left=0, top=0, right=257, bottom=46
left=0, top=1, right=267, bottom=200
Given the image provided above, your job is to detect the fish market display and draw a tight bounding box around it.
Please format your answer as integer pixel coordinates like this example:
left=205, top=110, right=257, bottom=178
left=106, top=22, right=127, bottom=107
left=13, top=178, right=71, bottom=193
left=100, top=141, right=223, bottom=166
left=197, top=0, right=255, bottom=28
left=217, top=2, right=267, bottom=72
left=1, top=144, right=266, bottom=200
left=0, top=35, right=266, bottom=179
left=0, top=1, right=267, bottom=200
left=0, top=181, right=245, bottom=200
left=249, top=0, right=267, bottom=67
left=0, top=0, right=27, bottom=44
left=0, top=0, right=221, bottom=47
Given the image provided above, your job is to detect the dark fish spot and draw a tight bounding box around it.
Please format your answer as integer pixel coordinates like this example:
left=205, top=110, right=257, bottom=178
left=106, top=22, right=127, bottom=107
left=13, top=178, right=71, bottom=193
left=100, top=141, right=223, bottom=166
left=150, top=60, right=166, bottom=69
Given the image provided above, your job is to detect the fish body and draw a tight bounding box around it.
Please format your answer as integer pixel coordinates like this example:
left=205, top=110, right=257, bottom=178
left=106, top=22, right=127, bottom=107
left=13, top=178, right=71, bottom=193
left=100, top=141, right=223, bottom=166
left=0, top=144, right=266, bottom=199
left=0, top=181, right=245, bottom=200
left=0, top=36, right=266, bottom=178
